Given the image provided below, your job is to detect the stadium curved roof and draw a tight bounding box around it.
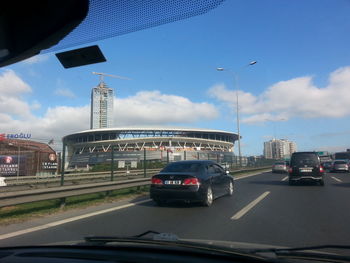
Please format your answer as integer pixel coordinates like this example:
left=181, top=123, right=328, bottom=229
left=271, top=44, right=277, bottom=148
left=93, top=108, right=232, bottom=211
left=63, top=127, right=238, bottom=143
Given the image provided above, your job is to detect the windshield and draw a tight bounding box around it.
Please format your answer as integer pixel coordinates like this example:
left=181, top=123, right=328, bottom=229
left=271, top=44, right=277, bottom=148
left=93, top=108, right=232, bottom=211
left=334, top=153, right=350, bottom=160
left=161, top=162, right=202, bottom=173
left=1, top=0, right=350, bottom=257
left=334, top=161, right=347, bottom=164
left=291, top=154, right=319, bottom=166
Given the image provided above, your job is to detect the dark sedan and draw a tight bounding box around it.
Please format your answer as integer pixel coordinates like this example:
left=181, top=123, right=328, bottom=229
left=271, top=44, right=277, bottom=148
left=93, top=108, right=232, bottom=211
left=150, top=160, right=234, bottom=206
left=321, top=161, right=332, bottom=171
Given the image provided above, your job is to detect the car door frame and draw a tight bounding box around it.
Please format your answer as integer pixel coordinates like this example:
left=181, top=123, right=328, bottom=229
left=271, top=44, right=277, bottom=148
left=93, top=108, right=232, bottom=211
left=206, top=164, right=220, bottom=198
left=213, top=163, right=227, bottom=197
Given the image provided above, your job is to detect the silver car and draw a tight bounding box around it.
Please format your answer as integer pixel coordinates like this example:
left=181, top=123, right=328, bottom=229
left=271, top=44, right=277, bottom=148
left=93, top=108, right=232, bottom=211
left=331, top=160, right=349, bottom=172
left=272, top=161, right=288, bottom=173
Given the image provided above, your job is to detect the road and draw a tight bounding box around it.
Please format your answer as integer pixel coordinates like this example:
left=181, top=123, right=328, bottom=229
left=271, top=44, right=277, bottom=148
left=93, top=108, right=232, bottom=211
left=1, top=171, right=350, bottom=248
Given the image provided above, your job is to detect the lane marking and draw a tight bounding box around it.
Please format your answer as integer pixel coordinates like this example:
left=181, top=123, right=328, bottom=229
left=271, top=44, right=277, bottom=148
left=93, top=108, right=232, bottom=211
left=235, top=171, right=270, bottom=181
left=281, top=176, right=288, bottom=181
left=0, top=199, right=151, bottom=241
left=231, top=191, right=270, bottom=220
left=331, top=176, right=342, bottom=183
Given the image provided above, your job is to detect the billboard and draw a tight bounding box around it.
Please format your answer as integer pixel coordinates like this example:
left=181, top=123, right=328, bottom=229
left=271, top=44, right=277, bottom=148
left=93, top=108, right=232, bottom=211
left=0, top=155, right=26, bottom=176
left=41, top=153, right=58, bottom=171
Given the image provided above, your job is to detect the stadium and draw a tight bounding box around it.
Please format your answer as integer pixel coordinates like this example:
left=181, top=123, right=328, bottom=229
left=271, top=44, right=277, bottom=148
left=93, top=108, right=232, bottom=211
left=63, top=127, right=239, bottom=169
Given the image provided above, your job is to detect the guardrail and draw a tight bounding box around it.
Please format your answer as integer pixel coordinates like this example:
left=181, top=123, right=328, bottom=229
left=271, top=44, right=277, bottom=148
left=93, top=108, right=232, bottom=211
left=3, top=168, right=162, bottom=186
left=0, top=178, right=150, bottom=208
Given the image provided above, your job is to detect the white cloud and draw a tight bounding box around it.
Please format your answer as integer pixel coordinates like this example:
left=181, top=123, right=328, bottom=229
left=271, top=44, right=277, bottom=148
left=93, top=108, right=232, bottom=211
left=209, top=66, right=350, bottom=124
left=0, top=70, right=31, bottom=95
left=114, top=91, right=218, bottom=126
left=22, top=54, right=49, bottom=65
left=0, top=70, right=33, bottom=118
left=54, top=88, right=76, bottom=98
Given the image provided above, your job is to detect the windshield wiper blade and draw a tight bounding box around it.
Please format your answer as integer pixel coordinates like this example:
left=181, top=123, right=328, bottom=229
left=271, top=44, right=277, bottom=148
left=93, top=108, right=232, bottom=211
left=84, top=230, right=179, bottom=245
left=250, top=244, right=350, bottom=253
left=133, top=230, right=160, bottom=238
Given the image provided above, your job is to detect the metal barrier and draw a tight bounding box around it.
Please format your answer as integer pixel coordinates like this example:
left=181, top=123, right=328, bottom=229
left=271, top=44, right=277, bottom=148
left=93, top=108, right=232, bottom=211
left=2, top=169, right=162, bottom=186
left=0, top=178, right=150, bottom=208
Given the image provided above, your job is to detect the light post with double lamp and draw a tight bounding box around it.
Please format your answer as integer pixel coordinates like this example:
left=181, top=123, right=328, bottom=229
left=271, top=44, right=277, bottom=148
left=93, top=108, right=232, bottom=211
left=216, top=61, right=257, bottom=167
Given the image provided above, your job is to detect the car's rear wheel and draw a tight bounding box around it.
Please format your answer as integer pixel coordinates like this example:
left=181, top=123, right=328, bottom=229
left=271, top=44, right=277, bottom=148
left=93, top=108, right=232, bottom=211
left=288, top=179, right=294, bottom=185
left=202, top=186, right=213, bottom=207
left=226, top=180, right=233, bottom=196
left=319, top=180, right=325, bottom=186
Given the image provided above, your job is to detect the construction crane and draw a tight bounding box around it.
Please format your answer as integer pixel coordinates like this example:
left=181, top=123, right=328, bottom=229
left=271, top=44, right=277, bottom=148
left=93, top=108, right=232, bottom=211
left=92, top=72, right=131, bottom=84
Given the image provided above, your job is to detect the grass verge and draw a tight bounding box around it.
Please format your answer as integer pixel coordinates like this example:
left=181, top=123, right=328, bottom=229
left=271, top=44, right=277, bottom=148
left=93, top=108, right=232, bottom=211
left=0, top=186, right=150, bottom=226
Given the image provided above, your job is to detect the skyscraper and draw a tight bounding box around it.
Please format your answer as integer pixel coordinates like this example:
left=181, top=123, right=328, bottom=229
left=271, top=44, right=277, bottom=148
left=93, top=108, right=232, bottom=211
left=90, top=82, right=114, bottom=129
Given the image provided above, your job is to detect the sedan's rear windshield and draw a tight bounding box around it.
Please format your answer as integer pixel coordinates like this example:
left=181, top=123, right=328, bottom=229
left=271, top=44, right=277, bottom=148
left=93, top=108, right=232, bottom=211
left=291, top=154, right=319, bottom=166
left=334, top=161, right=347, bottom=164
left=161, top=163, right=202, bottom=173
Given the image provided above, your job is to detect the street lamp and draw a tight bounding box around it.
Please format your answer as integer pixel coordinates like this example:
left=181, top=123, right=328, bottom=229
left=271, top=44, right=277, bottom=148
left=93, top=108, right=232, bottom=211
left=216, top=61, right=257, bottom=166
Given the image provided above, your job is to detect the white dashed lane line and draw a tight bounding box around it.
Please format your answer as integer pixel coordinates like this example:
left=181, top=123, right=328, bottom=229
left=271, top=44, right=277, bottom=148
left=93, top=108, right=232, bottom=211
left=281, top=176, right=288, bottom=181
left=331, top=176, right=342, bottom=183
left=231, top=191, right=271, bottom=220
left=234, top=171, right=270, bottom=181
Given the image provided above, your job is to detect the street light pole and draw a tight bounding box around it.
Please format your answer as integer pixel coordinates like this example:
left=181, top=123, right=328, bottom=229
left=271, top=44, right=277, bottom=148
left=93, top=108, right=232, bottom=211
left=217, top=61, right=257, bottom=167
left=233, top=73, right=242, bottom=167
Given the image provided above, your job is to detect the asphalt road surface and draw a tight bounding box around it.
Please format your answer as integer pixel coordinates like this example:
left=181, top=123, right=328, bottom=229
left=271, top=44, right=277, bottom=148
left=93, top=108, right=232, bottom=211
left=1, top=171, right=350, bottom=248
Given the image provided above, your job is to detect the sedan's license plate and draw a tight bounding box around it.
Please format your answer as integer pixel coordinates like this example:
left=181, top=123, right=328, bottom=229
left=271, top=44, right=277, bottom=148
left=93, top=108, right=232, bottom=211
left=164, top=180, right=182, bottom=185
left=300, top=168, right=312, bottom=172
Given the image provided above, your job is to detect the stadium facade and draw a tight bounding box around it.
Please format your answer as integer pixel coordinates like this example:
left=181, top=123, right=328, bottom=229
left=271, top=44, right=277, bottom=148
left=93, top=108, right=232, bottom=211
left=63, top=127, right=238, bottom=169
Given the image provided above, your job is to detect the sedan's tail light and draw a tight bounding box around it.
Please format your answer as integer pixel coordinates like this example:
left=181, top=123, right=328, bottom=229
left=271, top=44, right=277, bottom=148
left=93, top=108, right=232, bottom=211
left=151, top=177, right=163, bottom=185
left=319, top=166, right=324, bottom=173
left=183, top=178, right=200, bottom=186
left=288, top=167, right=293, bottom=173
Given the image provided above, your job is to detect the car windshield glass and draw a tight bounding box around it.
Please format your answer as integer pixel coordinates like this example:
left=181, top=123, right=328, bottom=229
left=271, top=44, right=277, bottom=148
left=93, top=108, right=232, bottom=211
left=334, top=161, right=346, bottom=164
left=3, top=0, right=350, bottom=256
left=161, top=163, right=201, bottom=173
left=291, top=154, right=319, bottom=166
left=334, top=153, right=350, bottom=159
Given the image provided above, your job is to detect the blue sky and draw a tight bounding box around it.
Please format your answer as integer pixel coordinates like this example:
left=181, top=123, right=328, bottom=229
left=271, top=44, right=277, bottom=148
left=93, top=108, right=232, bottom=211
left=1, top=0, right=350, bottom=155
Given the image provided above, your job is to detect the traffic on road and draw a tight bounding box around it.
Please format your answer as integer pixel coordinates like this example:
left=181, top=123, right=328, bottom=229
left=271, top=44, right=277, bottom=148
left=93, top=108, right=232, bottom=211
left=1, top=167, right=350, bottom=261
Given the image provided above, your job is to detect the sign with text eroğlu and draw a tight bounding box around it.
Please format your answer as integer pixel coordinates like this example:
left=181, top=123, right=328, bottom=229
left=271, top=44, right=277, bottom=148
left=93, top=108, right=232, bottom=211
left=0, top=133, right=32, bottom=141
